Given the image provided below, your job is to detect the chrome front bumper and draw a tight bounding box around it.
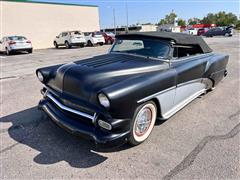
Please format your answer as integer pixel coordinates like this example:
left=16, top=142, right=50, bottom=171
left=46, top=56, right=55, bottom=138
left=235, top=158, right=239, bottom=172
left=38, top=89, right=131, bottom=147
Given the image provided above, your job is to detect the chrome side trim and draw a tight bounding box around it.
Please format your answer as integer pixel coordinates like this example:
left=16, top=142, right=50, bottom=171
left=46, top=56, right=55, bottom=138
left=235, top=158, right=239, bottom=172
left=177, top=78, right=203, bottom=87
left=171, top=53, right=213, bottom=62
left=137, top=86, right=176, bottom=103
left=46, top=93, right=96, bottom=122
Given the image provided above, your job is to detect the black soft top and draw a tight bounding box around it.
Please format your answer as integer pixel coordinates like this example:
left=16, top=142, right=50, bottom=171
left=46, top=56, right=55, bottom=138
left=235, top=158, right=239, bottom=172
left=116, top=31, right=212, bottom=53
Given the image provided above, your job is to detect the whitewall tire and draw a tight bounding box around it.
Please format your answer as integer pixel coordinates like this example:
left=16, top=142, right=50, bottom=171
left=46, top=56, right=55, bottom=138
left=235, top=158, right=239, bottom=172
left=129, top=101, right=157, bottom=145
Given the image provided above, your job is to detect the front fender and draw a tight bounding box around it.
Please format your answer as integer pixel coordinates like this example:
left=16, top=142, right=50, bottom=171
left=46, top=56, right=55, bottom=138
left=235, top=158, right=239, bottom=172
left=102, top=69, right=176, bottom=119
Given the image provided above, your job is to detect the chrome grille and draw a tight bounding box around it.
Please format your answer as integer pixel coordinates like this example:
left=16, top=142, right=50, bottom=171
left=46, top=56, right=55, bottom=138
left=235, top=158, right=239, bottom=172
left=46, top=92, right=96, bottom=123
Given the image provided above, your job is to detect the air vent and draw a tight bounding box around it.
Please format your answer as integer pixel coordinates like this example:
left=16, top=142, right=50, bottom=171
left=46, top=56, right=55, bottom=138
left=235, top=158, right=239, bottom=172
left=74, top=54, right=134, bottom=68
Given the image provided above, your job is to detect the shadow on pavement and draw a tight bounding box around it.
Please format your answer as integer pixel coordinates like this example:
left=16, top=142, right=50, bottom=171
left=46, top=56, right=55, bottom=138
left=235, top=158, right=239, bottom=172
left=0, top=51, right=30, bottom=56
left=0, top=107, right=108, bottom=168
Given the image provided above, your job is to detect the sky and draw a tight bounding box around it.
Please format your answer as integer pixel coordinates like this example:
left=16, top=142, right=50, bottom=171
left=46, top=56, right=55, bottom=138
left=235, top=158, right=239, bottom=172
left=31, top=0, right=240, bottom=28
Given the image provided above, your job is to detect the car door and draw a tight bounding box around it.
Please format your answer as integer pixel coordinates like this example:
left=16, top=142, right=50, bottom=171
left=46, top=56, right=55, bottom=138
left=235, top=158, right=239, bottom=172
left=0, top=38, right=4, bottom=51
left=60, top=32, right=67, bottom=45
left=55, top=33, right=62, bottom=44
left=171, top=46, right=209, bottom=109
left=2, top=37, right=8, bottom=51
left=214, top=28, right=223, bottom=36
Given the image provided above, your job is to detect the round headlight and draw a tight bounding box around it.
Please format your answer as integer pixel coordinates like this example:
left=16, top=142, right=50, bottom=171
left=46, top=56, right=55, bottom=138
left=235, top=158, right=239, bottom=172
left=37, top=71, right=44, bottom=82
left=98, top=93, right=110, bottom=108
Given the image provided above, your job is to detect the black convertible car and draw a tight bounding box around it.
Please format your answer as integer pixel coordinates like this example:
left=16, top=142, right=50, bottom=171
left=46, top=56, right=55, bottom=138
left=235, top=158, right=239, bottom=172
left=37, top=32, right=228, bottom=147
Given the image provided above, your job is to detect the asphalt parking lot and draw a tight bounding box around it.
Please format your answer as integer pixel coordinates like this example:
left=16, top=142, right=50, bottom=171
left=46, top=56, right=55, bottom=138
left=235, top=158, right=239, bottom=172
left=1, top=36, right=239, bottom=179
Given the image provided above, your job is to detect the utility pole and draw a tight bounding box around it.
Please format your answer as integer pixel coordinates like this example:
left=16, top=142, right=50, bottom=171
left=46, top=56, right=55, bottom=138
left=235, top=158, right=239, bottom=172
left=113, top=8, right=116, bottom=34
left=126, top=2, right=129, bottom=33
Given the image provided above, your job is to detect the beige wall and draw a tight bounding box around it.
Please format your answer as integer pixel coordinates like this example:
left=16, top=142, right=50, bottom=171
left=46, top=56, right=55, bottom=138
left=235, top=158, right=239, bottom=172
left=1, top=1, right=100, bottom=49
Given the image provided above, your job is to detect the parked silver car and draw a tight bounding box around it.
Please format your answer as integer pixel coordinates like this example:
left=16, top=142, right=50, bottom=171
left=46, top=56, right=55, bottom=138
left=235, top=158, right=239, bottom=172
left=0, top=36, right=33, bottom=55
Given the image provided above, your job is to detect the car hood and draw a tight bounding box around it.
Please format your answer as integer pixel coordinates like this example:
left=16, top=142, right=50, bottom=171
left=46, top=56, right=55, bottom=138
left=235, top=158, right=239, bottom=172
left=47, top=53, right=169, bottom=103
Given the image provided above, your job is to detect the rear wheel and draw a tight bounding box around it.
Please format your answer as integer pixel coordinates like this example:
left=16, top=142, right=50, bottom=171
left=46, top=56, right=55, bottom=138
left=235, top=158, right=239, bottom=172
left=129, top=101, right=157, bottom=146
left=28, top=49, right=32, bottom=54
left=65, top=41, right=71, bottom=49
left=54, top=41, right=58, bottom=49
left=99, top=42, right=104, bottom=46
left=5, top=48, right=11, bottom=56
left=224, top=33, right=230, bottom=37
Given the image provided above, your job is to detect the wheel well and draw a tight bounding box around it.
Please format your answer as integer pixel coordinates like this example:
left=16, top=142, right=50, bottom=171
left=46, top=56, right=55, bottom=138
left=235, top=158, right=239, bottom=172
left=151, top=98, right=162, bottom=118
left=208, top=77, right=215, bottom=89
left=211, top=78, right=215, bottom=87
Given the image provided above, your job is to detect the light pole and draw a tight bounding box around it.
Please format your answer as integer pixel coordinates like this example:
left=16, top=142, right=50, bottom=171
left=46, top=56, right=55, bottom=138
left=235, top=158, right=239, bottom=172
left=108, top=6, right=116, bottom=34
left=126, top=2, right=129, bottom=33
left=113, top=8, right=116, bottom=34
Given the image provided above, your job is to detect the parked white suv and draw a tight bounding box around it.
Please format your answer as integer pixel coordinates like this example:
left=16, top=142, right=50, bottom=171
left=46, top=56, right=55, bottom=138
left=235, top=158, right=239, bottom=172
left=84, top=32, right=105, bottom=46
left=54, top=31, right=86, bottom=48
left=0, top=36, right=33, bottom=55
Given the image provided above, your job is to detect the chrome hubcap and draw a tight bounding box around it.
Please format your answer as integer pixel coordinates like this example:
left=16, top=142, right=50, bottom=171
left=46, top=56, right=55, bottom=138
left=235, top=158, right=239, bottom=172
left=135, top=108, right=152, bottom=136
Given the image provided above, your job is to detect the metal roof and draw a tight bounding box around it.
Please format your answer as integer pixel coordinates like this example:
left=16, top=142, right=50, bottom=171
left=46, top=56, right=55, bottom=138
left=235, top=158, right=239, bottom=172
left=3, top=0, right=98, bottom=7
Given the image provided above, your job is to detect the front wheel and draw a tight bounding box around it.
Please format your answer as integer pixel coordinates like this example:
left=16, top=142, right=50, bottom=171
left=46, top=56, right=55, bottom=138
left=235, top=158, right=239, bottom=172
left=65, top=41, right=71, bottom=49
left=54, top=41, right=58, bottom=49
left=87, top=40, right=93, bottom=47
left=128, top=101, right=157, bottom=146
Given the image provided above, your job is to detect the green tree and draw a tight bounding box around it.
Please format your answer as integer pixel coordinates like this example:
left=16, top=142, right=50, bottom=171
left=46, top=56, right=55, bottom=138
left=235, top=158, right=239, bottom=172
left=178, top=19, right=186, bottom=26
left=201, top=13, right=216, bottom=24
left=188, top=18, right=200, bottom=25
left=158, top=12, right=177, bottom=25
left=235, top=20, right=240, bottom=30
left=165, top=12, right=177, bottom=24
left=158, top=19, right=166, bottom=25
left=201, top=11, right=238, bottom=26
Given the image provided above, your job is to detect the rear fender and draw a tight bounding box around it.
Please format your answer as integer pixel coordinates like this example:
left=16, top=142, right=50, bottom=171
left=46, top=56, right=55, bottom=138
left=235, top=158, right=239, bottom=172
left=204, top=54, right=229, bottom=86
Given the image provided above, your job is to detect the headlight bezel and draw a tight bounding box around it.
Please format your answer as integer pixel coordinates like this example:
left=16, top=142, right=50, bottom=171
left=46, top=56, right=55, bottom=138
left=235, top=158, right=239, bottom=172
left=37, top=71, right=44, bottom=82
left=98, top=93, right=110, bottom=108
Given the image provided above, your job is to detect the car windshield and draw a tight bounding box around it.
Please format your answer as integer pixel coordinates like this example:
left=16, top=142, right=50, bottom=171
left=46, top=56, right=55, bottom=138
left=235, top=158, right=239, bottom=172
left=106, top=32, right=115, bottom=36
left=111, top=38, right=170, bottom=59
left=71, top=31, right=81, bottom=35
left=8, top=36, right=27, bottom=41
left=94, top=32, right=102, bottom=35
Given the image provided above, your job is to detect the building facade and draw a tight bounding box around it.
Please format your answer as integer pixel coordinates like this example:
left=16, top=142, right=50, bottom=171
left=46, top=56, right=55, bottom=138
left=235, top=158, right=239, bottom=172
left=1, top=0, right=100, bottom=49
left=102, top=24, right=157, bottom=34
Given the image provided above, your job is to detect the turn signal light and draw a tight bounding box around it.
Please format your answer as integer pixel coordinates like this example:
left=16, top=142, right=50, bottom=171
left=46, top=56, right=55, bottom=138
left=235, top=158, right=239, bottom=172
left=98, top=120, right=112, bottom=130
